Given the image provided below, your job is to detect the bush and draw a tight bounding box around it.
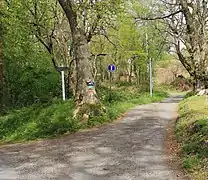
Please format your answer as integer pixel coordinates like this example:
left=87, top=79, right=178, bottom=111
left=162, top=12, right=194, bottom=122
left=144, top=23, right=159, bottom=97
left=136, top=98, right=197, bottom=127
left=0, top=100, right=77, bottom=142
left=116, top=81, right=134, bottom=87
left=184, top=91, right=197, bottom=99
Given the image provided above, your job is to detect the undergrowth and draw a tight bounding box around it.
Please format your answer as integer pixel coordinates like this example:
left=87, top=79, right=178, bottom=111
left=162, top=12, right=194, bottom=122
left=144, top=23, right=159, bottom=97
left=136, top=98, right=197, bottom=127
left=176, top=96, right=208, bottom=180
left=0, top=86, right=168, bottom=144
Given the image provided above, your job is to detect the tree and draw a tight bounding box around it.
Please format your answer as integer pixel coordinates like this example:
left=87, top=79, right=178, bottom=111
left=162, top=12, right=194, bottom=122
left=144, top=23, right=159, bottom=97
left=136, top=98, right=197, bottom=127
left=58, top=0, right=99, bottom=119
left=3, top=0, right=60, bottom=108
left=136, top=0, right=208, bottom=91
left=88, top=3, right=167, bottom=90
left=3, top=0, right=124, bottom=117
left=0, top=0, right=4, bottom=112
left=1, top=0, right=168, bottom=115
left=57, top=0, right=123, bottom=118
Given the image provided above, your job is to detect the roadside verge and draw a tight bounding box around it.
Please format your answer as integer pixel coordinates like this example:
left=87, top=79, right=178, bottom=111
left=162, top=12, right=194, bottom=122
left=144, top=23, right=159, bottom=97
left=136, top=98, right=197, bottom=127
left=168, top=96, right=208, bottom=180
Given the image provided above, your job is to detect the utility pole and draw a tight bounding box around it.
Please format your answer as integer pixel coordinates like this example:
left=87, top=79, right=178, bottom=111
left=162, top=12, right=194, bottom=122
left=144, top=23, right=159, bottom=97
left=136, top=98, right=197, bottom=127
left=146, top=32, right=153, bottom=97
left=149, top=58, right=153, bottom=97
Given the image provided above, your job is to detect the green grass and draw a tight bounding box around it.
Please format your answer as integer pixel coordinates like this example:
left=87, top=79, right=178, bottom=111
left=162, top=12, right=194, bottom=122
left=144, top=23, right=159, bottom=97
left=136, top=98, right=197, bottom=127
left=0, top=87, right=168, bottom=144
left=176, top=95, right=208, bottom=180
left=184, top=91, right=197, bottom=99
left=0, top=100, right=79, bottom=142
left=154, top=83, right=186, bottom=95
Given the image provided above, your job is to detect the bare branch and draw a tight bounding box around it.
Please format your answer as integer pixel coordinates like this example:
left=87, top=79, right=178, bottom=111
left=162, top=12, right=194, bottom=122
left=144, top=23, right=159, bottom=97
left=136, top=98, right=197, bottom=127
left=135, top=10, right=182, bottom=21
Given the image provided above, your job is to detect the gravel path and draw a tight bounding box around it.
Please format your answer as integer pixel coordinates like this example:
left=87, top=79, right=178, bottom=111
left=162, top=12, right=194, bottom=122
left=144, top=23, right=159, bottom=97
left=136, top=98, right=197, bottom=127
left=0, top=95, right=188, bottom=180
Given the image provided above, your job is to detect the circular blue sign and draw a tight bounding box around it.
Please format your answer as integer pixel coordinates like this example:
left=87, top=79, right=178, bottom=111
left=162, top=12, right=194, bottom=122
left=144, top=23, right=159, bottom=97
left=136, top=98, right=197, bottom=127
left=108, top=64, right=116, bottom=72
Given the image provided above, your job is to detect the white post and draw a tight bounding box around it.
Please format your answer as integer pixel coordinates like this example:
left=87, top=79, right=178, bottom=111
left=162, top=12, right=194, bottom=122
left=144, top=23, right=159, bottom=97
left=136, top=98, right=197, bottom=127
left=150, top=58, right=153, bottom=97
left=61, top=70, right=66, bottom=101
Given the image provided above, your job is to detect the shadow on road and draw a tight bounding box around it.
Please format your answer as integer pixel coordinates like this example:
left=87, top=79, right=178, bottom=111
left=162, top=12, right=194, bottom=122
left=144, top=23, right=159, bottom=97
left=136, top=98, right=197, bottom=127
left=0, top=96, right=187, bottom=180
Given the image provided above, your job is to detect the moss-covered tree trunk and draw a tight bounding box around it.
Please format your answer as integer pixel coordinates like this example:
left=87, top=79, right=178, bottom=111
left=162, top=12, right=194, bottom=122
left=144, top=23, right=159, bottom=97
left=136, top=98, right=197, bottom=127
left=58, top=0, right=100, bottom=119
left=0, top=0, right=4, bottom=113
left=73, top=28, right=99, bottom=117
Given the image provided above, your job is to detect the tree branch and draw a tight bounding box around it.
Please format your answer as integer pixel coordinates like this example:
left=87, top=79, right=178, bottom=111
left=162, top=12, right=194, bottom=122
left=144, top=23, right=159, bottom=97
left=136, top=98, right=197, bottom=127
left=135, top=10, right=182, bottom=21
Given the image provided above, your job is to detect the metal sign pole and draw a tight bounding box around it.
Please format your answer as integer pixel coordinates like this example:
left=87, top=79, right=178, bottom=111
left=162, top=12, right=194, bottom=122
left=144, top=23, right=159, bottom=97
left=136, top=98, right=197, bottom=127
left=146, top=32, right=153, bottom=97
left=108, top=64, right=116, bottom=102
left=146, top=33, right=149, bottom=59
left=61, top=70, right=66, bottom=101
left=109, top=72, right=112, bottom=101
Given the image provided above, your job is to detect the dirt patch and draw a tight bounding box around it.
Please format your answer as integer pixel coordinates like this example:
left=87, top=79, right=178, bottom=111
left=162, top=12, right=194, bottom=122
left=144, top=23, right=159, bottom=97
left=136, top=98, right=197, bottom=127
left=164, top=115, right=190, bottom=180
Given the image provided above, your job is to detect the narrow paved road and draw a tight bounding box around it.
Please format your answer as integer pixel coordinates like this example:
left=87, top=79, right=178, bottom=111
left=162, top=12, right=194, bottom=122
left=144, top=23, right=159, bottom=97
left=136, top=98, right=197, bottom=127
left=0, top=96, right=187, bottom=180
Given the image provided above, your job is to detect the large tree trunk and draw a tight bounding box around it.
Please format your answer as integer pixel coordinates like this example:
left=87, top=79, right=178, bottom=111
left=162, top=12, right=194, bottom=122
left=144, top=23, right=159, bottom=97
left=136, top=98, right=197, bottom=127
left=73, top=28, right=99, bottom=108
left=180, top=0, right=208, bottom=93
left=58, top=0, right=100, bottom=120
left=0, top=0, right=4, bottom=113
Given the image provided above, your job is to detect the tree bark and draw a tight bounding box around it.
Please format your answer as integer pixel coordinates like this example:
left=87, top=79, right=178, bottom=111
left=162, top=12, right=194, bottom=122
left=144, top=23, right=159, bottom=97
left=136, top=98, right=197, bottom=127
left=58, top=0, right=99, bottom=119
left=142, top=0, right=208, bottom=93
left=174, top=0, right=208, bottom=92
left=0, top=0, right=4, bottom=113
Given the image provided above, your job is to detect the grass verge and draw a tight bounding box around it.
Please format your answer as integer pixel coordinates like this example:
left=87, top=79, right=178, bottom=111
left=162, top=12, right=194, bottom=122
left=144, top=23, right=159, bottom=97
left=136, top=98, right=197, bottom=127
left=0, top=87, right=168, bottom=144
left=176, top=95, right=208, bottom=180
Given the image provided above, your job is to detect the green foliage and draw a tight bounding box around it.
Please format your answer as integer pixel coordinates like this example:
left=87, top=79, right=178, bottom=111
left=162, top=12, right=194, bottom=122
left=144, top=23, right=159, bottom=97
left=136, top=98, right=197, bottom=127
left=4, top=51, right=60, bottom=107
left=0, top=100, right=78, bottom=142
left=154, top=83, right=175, bottom=91
left=2, top=0, right=169, bottom=111
left=176, top=96, right=208, bottom=179
left=181, top=118, right=208, bottom=158
left=3, top=0, right=61, bottom=108
left=184, top=91, right=197, bottom=99
left=1, top=0, right=170, bottom=149
left=90, top=1, right=168, bottom=90
left=89, top=86, right=168, bottom=127
left=0, top=86, right=167, bottom=143
left=75, top=0, right=124, bottom=30
left=182, top=156, right=201, bottom=170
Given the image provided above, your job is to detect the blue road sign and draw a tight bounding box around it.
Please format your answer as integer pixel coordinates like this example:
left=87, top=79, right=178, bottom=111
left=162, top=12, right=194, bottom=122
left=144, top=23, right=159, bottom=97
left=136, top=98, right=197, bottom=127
left=108, top=64, right=116, bottom=72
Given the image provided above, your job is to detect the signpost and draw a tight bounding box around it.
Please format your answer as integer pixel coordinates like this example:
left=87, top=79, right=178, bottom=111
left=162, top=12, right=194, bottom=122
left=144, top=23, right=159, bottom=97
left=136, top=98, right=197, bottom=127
left=108, top=64, right=116, bottom=72
left=56, top=65, right=69, bottom=101
left=61, top=71, right=66, bottom=101
left=108, top=64, right=116, bottom=101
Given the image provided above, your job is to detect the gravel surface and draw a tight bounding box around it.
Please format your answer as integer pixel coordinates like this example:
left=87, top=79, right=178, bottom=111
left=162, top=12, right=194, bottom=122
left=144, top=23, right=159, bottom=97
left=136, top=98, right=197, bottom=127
left=0, top=95, right=188, bottom=180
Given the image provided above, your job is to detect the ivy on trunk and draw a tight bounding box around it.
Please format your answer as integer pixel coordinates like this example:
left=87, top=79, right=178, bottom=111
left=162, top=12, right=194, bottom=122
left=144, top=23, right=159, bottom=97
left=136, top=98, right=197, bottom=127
left=0, top=0, right=4, bottom=113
